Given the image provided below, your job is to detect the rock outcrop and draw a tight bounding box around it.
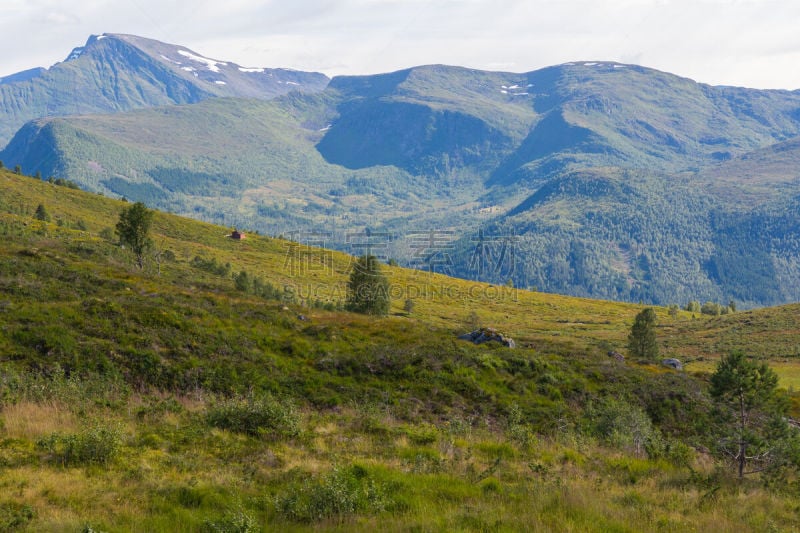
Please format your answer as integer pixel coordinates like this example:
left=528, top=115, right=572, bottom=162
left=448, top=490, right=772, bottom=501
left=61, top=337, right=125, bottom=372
left=661, top=358, right=683, bottom=370
left=458, top=328, right=515, bottom=348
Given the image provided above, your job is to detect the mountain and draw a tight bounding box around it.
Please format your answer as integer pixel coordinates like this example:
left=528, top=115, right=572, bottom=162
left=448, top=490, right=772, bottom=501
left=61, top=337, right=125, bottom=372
left=0, top=33, right=329, bottom=146
left=694, top=135, right=800, bottom=204
left=485, top=62, right=800, bottom=186
left=4, top=59, right=800, bottom=307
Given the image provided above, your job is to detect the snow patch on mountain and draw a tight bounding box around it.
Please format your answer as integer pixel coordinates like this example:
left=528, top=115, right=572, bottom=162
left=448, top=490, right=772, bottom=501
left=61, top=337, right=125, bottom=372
left=177, top=50, right=228, bottom=73
left=160, top=55, right=182, bottom=65
left=500, top=83, right=529, bottom=96
left=66, top=47, right=85, bottom=61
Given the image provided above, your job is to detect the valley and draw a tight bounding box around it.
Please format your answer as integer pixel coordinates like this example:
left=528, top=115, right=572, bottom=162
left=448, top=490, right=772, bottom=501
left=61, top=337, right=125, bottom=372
left=3, top=46, right=800, bottom=306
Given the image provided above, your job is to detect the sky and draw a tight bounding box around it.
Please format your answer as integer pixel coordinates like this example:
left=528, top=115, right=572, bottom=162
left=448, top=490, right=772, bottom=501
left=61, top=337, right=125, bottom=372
left=2, top=0, right=800, bottom=89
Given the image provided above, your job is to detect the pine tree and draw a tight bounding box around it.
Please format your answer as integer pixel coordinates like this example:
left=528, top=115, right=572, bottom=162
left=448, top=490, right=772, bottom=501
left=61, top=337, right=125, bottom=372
left=34, top=203, right=50, bottom=222
left=346, top=255, right=390, bottom=316
left=710, top=351, right=794, bottom=479
left=627, top=308, right=658, bottom=359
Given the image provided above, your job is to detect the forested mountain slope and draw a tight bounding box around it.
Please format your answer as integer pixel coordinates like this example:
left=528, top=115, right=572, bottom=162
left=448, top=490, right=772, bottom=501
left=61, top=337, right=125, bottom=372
left=4, top=60, right=800, bottom=307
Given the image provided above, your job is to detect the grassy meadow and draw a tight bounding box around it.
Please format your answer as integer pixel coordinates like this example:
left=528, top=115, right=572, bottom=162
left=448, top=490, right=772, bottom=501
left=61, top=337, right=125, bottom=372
left=1, top=168, right=800, bottom=531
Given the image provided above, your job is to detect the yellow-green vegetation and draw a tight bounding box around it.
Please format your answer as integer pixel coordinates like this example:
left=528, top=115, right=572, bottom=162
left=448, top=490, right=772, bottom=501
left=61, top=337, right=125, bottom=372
left=1, top=169, right=800, bottom=531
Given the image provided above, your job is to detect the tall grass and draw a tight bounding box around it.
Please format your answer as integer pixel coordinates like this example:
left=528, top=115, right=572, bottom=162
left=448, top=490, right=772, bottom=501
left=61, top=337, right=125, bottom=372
left=1, top=401, right=80, bottom=440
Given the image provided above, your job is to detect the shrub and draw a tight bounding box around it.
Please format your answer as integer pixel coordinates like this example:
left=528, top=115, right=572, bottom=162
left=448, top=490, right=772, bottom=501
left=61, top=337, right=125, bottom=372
left=585, top=398, right=661, bottom=457
left=0, top=502, right=35, bottom=531
left=99, top=227, right=115, bottom=241
left=203, top=507, right=260, bottom=532
left=206, top=394, right=300, bottom=439
left=234, top=270, right=252, bottom=292
left=662, top=439, right=695, bottom=468
left=274, top=465, right=392, bottom=522
left=505, top=403, right=536, bottom=448
left=36, top=425, right=122, bottom=467
left=668, top=304, right=679, bottom=318
left=191, top=256, right=231, bottom=277
left=403, top=423, right=438, bottom=445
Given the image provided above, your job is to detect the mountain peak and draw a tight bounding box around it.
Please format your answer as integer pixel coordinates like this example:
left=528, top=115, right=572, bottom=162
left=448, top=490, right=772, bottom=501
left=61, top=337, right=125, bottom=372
left=62, top=34, right=111, bottom=63
left=0, top=34, right=329, bottom=147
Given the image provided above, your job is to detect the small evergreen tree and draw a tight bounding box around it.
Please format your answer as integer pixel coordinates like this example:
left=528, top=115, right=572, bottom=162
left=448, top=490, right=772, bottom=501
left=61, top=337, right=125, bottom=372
left=710, top=351, right=797, bottom=479
left=115, top=202, right=153, bottom=269
left=34, top=203, right=50, bottom=222
left=234, top=270, right=252, bottom=293
left=346, top=255, right=390, bottom=316
left=403, top=298, right=415, bottom=315
left=628, top=308, right=658, bottom=360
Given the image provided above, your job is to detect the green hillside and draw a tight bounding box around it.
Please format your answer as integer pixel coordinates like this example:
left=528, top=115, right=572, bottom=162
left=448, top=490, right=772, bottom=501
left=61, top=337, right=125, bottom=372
left=4, top=62, right=800, bottom=307
left=2, top=169, right=800, bottom=531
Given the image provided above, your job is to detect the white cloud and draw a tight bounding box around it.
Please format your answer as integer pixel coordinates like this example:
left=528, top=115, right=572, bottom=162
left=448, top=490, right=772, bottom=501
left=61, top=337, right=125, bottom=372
left=1, top=0, right=799, bottom=88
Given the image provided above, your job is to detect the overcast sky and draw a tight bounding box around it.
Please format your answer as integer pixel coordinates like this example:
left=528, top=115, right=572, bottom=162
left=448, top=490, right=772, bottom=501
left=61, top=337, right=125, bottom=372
left=2, top=0, right=800, bottom=89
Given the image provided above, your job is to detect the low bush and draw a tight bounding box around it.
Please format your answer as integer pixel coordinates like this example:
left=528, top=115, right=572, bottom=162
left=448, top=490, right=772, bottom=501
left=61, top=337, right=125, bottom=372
left=0, top=502, right=35, bottom=531
left=584, top=398, right=661, bottom=457
left=206, top=394, right=300, bottom=439
left=36, top=424, right=121, bottom=467
left=274, top=465, right=393, bottom=523
left=203, top=507, right=260, bottom=532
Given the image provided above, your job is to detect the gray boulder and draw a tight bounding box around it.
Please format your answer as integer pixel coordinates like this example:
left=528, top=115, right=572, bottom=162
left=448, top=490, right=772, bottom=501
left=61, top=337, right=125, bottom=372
left=608, top=351, right=625, bottom=362
left=661, top=358, right=683, bottom=370
left=458, top=328, right=515, bottom=348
